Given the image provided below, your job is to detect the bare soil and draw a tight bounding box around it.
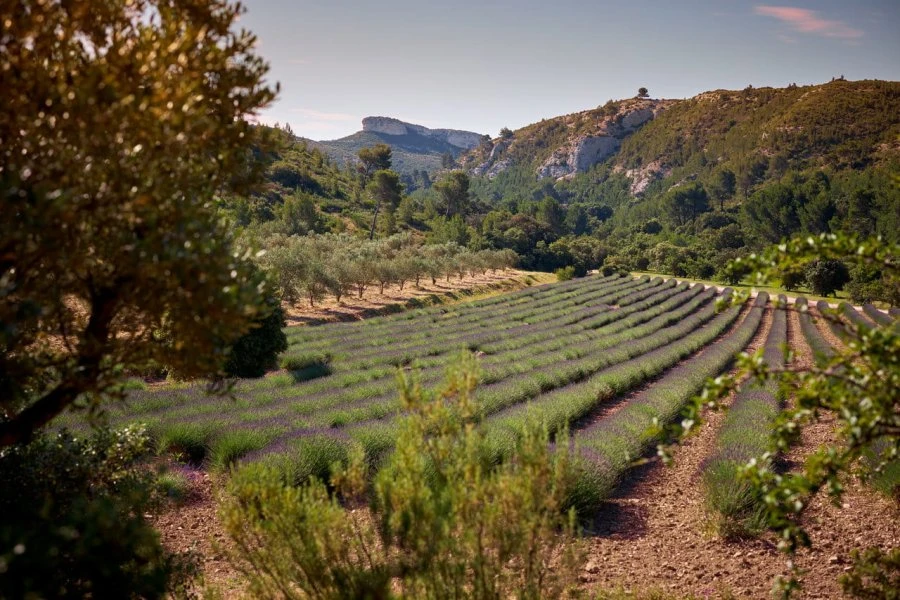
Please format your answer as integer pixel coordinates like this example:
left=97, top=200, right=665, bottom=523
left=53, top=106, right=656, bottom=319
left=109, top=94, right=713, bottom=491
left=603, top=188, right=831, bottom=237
left=151, top=290, right=898, bottom=599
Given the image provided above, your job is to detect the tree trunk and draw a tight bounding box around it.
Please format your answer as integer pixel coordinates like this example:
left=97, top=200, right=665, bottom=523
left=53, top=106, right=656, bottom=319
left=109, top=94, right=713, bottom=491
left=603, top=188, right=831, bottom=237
left=369, top=200, right=381, bottom=240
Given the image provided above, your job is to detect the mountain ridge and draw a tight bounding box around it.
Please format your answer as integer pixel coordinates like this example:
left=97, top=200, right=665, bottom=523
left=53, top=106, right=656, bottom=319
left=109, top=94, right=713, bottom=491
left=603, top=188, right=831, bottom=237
left=304, top=117, right=485, bottom=178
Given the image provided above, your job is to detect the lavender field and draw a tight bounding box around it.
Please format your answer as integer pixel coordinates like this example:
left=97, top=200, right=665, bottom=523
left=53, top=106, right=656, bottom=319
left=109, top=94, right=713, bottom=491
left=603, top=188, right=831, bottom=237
left=65, top=273, right=781, bottom=502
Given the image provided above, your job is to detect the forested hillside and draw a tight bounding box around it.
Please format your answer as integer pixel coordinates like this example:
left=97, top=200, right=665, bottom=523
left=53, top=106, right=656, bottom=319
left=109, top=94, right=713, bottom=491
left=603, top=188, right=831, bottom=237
left=226, top=81, right=898, bottom=305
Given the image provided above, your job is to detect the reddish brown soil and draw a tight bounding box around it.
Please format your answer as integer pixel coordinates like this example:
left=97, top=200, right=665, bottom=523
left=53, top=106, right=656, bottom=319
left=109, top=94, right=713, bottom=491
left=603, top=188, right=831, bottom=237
left=148, top=470, right=245, bottom=594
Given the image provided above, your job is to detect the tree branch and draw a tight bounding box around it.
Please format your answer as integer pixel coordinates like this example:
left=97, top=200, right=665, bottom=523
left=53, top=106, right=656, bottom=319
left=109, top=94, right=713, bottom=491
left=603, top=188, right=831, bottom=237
left=0, top=286, right=118, bottom=448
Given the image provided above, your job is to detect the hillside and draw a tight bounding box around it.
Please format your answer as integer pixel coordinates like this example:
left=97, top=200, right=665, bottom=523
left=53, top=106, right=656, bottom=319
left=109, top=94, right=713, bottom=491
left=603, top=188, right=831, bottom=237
left=308, top=116, right=485, bottom=177
left=460, top=97, right=678, bottom=180
left=224, top=127, right=358, bottom=228
left=462, top=79, right=900, bottom=197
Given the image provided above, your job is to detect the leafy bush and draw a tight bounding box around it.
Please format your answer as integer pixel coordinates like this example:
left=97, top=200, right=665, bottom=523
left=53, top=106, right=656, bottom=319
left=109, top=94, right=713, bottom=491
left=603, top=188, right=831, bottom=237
left=0, top=427, right=196, bottom=598
left=280, top=351, right=333, bottom=372
left=219, top=354, right=583, bottom=599
left=555, top=265, right=576, bottom=281
left=780, top=267, right=806, bottom=291
left=224, top=296, right=288, bottom=378
left=804, top=258, right=850, bottom=297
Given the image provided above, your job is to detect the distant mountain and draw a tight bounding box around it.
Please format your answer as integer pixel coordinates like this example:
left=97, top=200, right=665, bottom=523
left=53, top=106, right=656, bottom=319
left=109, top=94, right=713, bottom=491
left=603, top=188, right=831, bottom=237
left=461, top=79, right=900, bottom=197
left=305, top=117, right=485, bottom=177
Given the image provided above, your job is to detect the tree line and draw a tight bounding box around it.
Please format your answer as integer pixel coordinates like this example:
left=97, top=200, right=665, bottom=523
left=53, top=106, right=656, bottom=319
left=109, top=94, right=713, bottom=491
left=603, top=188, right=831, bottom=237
left=259, top=233, right=518, bottom=307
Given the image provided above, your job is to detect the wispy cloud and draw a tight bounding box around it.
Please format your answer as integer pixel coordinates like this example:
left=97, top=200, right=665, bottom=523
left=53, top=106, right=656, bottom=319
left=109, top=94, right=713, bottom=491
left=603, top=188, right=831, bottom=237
left=754, top=5, right=863, bottom=39
left=290, top=108, right=356, bottom=122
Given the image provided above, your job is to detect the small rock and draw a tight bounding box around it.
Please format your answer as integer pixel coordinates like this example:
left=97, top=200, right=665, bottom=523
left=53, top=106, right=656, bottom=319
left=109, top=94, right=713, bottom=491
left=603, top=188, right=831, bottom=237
left=828, top=555, right=841, bottom=565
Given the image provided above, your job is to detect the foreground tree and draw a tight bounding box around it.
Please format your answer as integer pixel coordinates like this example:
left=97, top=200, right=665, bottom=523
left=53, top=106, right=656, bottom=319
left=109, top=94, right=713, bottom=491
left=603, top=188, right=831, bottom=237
left=0, top=0, right=277, bottom=447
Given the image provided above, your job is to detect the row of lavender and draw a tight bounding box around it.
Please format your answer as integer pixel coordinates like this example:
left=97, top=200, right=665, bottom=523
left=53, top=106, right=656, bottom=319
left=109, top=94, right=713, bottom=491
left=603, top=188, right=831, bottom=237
left=567, top=293, right=769, bottom=511
left=701, top=294, right=786, bottom=535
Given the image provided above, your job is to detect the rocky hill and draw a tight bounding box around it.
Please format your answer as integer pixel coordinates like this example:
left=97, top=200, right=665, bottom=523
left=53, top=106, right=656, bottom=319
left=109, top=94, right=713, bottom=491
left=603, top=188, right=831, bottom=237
left=307, top=117, right=484, bottom=177
left=461, top=98, right=677, bottom=181
left=461, top=79, right=900, bottom=198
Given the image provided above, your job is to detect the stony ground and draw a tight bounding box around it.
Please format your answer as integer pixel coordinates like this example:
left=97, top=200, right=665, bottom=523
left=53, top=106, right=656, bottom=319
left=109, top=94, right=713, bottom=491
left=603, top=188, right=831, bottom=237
left=151, top=293, right=899, bottom=599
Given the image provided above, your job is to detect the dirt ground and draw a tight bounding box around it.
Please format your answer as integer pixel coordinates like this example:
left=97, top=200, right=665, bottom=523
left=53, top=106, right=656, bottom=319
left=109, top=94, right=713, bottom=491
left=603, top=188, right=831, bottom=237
left=151, top=288, right=898, bottom=599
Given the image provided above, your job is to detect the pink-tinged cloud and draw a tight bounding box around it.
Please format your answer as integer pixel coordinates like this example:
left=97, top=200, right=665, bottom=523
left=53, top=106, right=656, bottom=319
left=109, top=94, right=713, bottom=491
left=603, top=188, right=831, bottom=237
left=754, top=5, right=863, bottom=39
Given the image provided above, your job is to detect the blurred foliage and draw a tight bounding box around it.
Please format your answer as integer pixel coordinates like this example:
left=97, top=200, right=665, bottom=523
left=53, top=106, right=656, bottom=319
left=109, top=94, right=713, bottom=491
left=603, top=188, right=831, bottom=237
left=840, top=547, right=900, bottom=600
left=0, top=426, right=198, bottom=598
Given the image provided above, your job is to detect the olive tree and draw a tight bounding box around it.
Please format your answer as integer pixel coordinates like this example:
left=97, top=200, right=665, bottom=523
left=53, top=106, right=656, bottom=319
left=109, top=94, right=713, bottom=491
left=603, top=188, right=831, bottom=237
left=0, top=0, right=277, bottom=447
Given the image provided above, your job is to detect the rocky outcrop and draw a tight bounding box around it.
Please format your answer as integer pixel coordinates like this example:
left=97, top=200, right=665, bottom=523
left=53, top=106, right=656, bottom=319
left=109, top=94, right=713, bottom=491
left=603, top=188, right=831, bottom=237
left=472, top=140, right=513, bottom=178
left=536, top=103, right=662, bottom=180
left=361, top=116, right=483, bottom=149
left=537, top=136, right=621, bottom=180
left=615, top=160, right=669, bottom=196
left=461, top=98, right=673, bottom=183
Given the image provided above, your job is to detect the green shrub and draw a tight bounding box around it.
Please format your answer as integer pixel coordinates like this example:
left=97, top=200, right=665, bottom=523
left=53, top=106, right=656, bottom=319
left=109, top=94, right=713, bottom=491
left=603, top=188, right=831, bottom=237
left=0, top=427, right=197, bottom=598
left=280, top=351, right=332, bottom=372
left=219, top=353, right=583, bottom=599
left=155, top=470, right=192, bottom=504
left=780, top=267, right=806, bottom=291
left=555, top=265, right=576, bottom=281
left=224, top=296, right=288, bottom=378
left=805, top=258, right=850, bottom=297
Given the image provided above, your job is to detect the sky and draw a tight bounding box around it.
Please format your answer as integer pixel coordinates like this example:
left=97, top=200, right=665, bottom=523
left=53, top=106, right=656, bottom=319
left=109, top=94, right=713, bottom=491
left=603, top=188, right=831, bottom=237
left=239, top=0, right=900, bottom=141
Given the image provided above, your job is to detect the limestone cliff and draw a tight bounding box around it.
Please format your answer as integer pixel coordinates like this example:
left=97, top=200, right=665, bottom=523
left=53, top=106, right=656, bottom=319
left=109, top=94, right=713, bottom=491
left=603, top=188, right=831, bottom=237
left=309, top=117, right=485, bottom=177
left=361, top=117, right=483, bottom=150
left=461, top=98, right=676, bottom=182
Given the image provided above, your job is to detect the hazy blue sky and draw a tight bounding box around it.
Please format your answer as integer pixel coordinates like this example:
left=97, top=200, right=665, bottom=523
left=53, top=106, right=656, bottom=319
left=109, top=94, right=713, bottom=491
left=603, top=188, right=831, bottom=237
left=240, top=0, right=900, bottom=140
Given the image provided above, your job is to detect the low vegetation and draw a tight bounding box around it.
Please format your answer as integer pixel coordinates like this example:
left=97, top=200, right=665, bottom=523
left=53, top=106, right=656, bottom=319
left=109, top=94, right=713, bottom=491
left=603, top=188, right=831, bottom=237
left=219, top=354, right=583, bottom=599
